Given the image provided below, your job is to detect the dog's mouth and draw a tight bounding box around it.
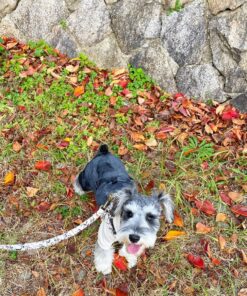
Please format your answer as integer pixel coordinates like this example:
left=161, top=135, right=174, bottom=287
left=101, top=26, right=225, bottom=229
left=126, top=243, right=141, bottom=255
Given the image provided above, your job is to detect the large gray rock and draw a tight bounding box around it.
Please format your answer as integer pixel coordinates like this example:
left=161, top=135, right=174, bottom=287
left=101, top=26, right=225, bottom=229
left=0, top=0, right=69, bottom=40
left=129, top=40, right=178, bottom=93
left=208, top=0, right=247, bottom=15
left=0, top=0, right=18, bottom=19
left=176, top=64, right=225, bottom=101
left=110, top=0, right=162, bottom=53
left=209, top=4, right=247, bottom=94
left=67, top=0, right=111, bottom=47
left=161, top=0, right=209, bottom=66
left=231, top=93, right=247, bottom=112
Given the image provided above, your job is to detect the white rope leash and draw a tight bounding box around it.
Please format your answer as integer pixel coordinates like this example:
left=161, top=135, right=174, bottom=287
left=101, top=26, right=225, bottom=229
left=0, top=207, right=106, bottom=251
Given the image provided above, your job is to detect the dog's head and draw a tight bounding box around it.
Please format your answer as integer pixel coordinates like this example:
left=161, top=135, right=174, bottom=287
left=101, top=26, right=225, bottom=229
left=113, top=190, right=174, bottom=256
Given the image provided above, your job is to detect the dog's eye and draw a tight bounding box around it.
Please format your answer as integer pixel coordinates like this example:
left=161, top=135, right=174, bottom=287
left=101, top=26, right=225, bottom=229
left=125, top=210, right=133, bottom=218
left=146, top=213, right=156, bottom=221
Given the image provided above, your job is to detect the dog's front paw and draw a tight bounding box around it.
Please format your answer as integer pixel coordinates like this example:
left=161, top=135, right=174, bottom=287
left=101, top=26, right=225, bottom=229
left=95, top=260, right=112, bottom=275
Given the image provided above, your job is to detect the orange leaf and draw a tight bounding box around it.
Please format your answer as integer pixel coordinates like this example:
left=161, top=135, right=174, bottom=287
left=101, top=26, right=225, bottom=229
left=218, top=235, right=226, bottom=251
left=216, top=213, right=227, bottom=222
left=74, top=85, right=84, bottom=97
left=211, top=257, right=221, bottom=266
left=4, top=171, right=15, bottom=186
left=196, top=222, right=212, bottom=234
left=133, top=144, right=147, bottom=151
left=35, top=161, right=51, bottom=171
left=173, top=211, right=184, bottom=227
left=13, top=141, right=22, bottom=152
left=37, top=287, right=46, bottom=296
left=71, top=288, right=84, bottom=296
left=130, top=131, right=145, bottom=142
left=164, top=230, right=186, bottom=240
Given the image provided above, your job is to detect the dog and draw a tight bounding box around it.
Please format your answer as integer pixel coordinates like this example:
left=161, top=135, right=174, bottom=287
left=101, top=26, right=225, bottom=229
left=74, top=144, right=174, bottom=274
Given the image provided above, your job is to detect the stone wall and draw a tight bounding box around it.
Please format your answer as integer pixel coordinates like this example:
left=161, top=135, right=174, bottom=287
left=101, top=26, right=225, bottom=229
left=0, top=0, right=246, bottom=109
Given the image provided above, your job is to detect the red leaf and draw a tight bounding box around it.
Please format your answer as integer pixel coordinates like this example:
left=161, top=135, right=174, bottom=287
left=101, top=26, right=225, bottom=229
left=66, top=186, right=74, bottom=198
left=219, top=192, right=232, bottom=206
left=72, top=288, right=84, bottom=296
left=18, top=105, right=26, bottom=111
left=211, top=257, right=221, bottom=266
left=231, top=204, right=247, bottom=217
left=113, top=254, right=128, bottom=271
left=57, top=140, right=70, bottom=149
left=116, top=288, right=128, bottom=296
left=187, top=253, right=205, bottom=269
left=35, top=161, right=51, bottom=171
left=37, top=201, right=50, bottom=212
left=195, top=199, right=216, bottom=216
left=221, top=107, right=239, bottom=120
left=145, top=180, right=155, bottom=193
left=173, top=93, right=185, bottom=99
left=118, top=80, right=128, bottom=88
left=121, top=89, right=131, bottom=96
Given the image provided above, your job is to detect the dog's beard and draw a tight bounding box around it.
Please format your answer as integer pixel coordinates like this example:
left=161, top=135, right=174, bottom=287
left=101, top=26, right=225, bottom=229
left=116, top=230, right=157, bottom=255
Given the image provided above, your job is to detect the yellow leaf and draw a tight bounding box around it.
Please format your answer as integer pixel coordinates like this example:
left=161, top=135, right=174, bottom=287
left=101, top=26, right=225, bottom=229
left=4, top=171, right=15, bottom=186
left=164, top=230, right=186, bottom=240
left=216, top=213, right=227, bottom=222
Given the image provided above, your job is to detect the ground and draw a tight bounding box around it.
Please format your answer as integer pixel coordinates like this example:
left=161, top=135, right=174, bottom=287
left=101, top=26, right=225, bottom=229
left=0, top=37, right=246, bottom=296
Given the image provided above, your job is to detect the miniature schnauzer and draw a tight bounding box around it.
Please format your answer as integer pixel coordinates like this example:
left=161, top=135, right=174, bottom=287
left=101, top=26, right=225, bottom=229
left=74, top=144, right=174, bottom=274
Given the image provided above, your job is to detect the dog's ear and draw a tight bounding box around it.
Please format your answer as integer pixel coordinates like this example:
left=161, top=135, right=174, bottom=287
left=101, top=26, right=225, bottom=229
left=111, top=188, right=135, bottom=216
left=155, top=191, right=174, bottom=223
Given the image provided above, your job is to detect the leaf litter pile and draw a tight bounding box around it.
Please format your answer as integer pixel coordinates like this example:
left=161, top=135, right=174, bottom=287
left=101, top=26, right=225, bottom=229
left=0, top=37, right=247, bottom=296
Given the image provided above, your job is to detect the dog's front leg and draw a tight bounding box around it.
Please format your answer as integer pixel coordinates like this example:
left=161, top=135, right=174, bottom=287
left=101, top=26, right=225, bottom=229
left=119, top=245, right=138, bottom=268
left=94, top=242, right=114, bottom=274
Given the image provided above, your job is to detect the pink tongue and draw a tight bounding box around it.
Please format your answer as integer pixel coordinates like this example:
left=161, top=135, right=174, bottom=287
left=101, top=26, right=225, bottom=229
left=127, top=244, right=141, bottom=254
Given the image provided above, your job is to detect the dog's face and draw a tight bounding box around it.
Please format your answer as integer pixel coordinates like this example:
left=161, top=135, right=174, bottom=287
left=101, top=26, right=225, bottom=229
left=115, top=191, right=173, bottom=256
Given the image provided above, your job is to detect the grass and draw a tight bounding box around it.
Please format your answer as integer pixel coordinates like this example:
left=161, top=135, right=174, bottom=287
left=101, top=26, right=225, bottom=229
left=0, top=37, right=246, bottom=295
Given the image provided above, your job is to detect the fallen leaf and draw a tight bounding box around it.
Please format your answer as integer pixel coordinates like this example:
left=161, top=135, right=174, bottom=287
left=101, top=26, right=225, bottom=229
left=37, top=287, right=46, bottom=296
left=221, top=107, right=239, bottom=120
left=238, top=288, right=247, bottom=296
left=231, top=204, right=247, bottom=217
left=215, top=104, right=225, bottom=115
left=87, top=136, right=93, bottom=147
left=26, top=187, right=39, bottom=197
left=35, top=161, right=51, bottom=171
left=118, top=145, right=128, bottom=156
left=74, top=85, right=84, bottom=97
left=196, top=222, right=212, bottom=234
left=145, top=138, right=158, bottom=147
left=173, top=211, right=184, bottom=227
left=228, top=191, right=243, bottom=203
left=211, top=257, right=221, bottom=266
left=164, top=230, right=186, bottom=240
left=133, top=144, right=147, bottom=151
left=240, top=250, right=247, bottom=264
left=113, top=254, right=128, bottom=271
left=37, top=201, right=51, bottom=212
left=13, top=141, right=22, bottom=152
left=218, top=235, right=226, bottom=251
left=145, top=180, right=155, bottom=193
left=66, top=64, right=79, bottom=73
left=4, top=171, right=15, bottom=186
left=216, top=213, right=227, bottom=222
left=195, top=199, right=216, bottom=216
left=130, top=131, right=145, bottom=142
left=187, top=253, right=204, bottom=269
left=219, top=192, right=232, bottom=206
left=71, top=288, right=84, bottom=296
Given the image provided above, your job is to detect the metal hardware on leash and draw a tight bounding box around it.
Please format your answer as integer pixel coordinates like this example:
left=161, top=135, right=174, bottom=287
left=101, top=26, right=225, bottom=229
left=0, top=196, right=114, bottom=251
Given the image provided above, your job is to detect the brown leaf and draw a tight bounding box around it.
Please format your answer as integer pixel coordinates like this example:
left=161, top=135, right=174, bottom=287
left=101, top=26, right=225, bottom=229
left=133, top=144, right=147, bottom=151
left=196, top=222, right=212, bottom=234
left=218, top=235, right=226, bottom=251
left=240, top=250, right=247, bottom=265
left=4, top=171, right=15, bottom=186
left=228, top=191, right=243, bottom=203
left=118, top=145, right=128, bottom=156
left=130, top=131, right=145, bottom=142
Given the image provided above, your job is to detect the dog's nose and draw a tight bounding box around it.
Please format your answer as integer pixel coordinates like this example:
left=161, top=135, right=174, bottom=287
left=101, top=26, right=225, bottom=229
left=129, top=234, right=140, bottom=243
